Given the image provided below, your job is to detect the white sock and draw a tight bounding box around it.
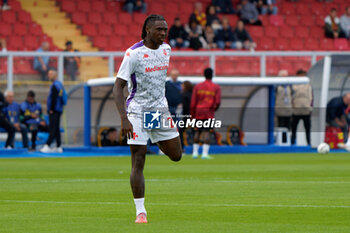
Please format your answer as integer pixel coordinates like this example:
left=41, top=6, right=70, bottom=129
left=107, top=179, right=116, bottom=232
left=134, top=198, right=146, bottom=216
left=193, top=143, right=199, bottom=155
left=202, top=144, right=210, bottom=157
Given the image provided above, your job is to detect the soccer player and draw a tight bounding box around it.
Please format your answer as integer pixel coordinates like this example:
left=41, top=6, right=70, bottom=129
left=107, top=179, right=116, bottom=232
left=113, top=15, right=182, bottom=224
left=191, top=68, right=221, bottom=159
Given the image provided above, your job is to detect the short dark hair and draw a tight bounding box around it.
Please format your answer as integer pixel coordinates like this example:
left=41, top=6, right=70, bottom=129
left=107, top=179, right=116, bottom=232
left=141, top=14, right=166, bottom=39
left=107, top=127, right=117, bottom=135
left=296, top=69, right=307, bottom=76
left=331, top=8, right=337, bottom=12
left=204, top=68, right=213, bottom=80
left=65, top=41, right=72, bottom=46
left=27, top=90, right=35, bottom=98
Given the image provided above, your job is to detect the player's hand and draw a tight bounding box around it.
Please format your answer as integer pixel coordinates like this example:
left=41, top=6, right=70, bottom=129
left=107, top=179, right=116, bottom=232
left=121, top=118, right=133, bottom=140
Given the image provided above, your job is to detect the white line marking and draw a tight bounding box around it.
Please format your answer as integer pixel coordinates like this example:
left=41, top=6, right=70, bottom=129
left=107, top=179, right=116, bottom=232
left=0, top=200, right=349, bottom=209
left=0, top=178, right=350, bottom=184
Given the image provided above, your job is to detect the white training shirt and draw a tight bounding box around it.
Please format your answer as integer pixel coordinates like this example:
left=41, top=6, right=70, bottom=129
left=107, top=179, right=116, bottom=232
left=117, top=41, right=171, bottom=117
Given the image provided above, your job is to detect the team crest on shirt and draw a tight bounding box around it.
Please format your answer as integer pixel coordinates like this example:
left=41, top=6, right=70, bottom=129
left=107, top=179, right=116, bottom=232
left=143, top=54, right=149, bottom=58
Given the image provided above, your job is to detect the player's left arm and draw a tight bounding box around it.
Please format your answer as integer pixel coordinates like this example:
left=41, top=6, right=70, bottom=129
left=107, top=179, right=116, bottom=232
left=214, top=85, right=221, bottom=111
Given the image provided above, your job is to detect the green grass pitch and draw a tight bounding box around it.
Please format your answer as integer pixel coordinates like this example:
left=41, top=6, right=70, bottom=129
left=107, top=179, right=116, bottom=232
left=0, top=153, right=350, bottom=233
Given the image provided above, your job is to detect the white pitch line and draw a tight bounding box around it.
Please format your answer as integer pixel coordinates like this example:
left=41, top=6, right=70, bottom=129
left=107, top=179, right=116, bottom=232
left=0, top=178, right=350, bottom=184
left=0, top=200, right=349, bottom=209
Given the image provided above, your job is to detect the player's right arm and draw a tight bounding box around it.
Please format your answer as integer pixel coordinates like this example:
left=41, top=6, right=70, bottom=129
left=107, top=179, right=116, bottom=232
left=113, top=79, right=133, bottom=140
left=113, top=49, right=135, bottom=140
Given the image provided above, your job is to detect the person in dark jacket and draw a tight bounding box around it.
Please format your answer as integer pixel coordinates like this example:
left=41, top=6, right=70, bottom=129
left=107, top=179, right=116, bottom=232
left=233, top=20, right=256, bottom=50
left=40, top=69, right=65, bottom=153
left=168, top=18, right=190, bottom=49
left=216, top=17, right=239, bottom=49
left=238, top=0, right=262, bottom=26
left=0, top=90, right=15, bottom=149
left=64, top=41, right=80, bottom=81
left=20, top=90, right=47, bottom=150
left=165, top=69, right=182, bottom=121
left=206, top=5, right=221, bottom=26
left=4, top=90, right=28, bottom=148
left=212, top=0, right=235, bottom=14
left=326, top=93, right=350, bottom=143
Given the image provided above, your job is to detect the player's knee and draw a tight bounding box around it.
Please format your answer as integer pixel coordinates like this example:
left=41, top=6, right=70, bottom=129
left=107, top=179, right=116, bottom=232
left=170, top=151, right=182, bottom=162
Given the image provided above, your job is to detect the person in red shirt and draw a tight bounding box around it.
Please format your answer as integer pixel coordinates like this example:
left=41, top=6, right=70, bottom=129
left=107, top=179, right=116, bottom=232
left=190, top=68, right=221, bottom=159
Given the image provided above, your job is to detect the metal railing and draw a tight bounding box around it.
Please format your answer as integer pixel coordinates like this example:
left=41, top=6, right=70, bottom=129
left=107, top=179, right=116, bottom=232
left=1, top=51, right=350, bottom=91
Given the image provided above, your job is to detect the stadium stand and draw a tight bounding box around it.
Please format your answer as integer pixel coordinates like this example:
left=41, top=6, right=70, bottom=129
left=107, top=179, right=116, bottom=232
left=1, top=0, right=350, bottom=78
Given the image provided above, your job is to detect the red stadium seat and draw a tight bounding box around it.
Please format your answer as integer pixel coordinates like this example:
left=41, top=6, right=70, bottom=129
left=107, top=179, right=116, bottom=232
left=0, top=23, right=12, bottom=36
left=29, top=23, right=43, bottom=36
left=82, top=24, right=97, bottom=36
left=149, top=2, right=164, bottom=14
left=295, top=27, right=309, bottom=38
left=166, top=2, right=179, bottom=14
left=311, top=3, right=325, bottom=16
left=72, top=12, right=87, bottom=26
left=269, top=15, right=284, bottom=27
left=94, top=36, right=108, bottom=49
left=275, top=38, right=289, bottom=50
left=8, top=0, right=22, bottom=11
left=249, top=27, right=264, bottom=38
left=300, top=16, right=314, bottom=27
left=88, top=12, right=103, bottom=24
left=295, top=4, right=310, bottom=15
left=258, top=38, right=274, bottom=50
left=259, top=15, right=269, bottom=27
left=281, top=3, right=296, bottom=16
left=91, top=1, right=106, bottom=13
left=285, top=15, right=299, bottom=27
left=118, top=12, right=133, bottom=25
left=133, top=13, right=146, bottom=25
left=113, top=24, right=128, bottom=36
left=290, top=38, right=304, bottom=50
left=264, top=26, right=279, bottom=38
left=108, top=36, right=124, bottom=51
left=13, top=23, right=27, bottom=36
left=304, top=38, right=320, bottom=50
left=77, top=1, right=91, bottom=13
left=315, top=15, right=325, bottom=27
left=334, top=39, right=349, bottom=50
left=7, top=36, right=24, bottom=50
left=98, top=24, right=113, bottom=36
left=1, top=11, right=16, bottom=24
left=320, top=38, right=335, bottom=50
left=61, top=0, right=76, bottom=14
left=103, top=12, right=117, bottom=24
left=310, top=27, right=324, bottom=39
left=14, top=60, right=36, bottom=74
left=18, top=11, right=32, bottom=24
left=24, top=35, right=39, bottom=51
left=280, top=27, right=294, bottom=38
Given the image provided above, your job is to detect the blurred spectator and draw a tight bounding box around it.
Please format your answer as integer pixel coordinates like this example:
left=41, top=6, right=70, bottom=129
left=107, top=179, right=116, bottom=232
left=189, top=2, right=207, bottom=27
left=211, top=19, right=223, bottom=32
left=203, top=25, right=217, bottom=49
left=291, top=70, right=313, bottom=146
left=0, top=38, right=7, bottom=52
left=4, top=90, right=28, bottom=148
left=180, top=80, right=193, bottom=153
left=64, top=41, right=80, bottom=81
left=168, top=18, right=190, bottom=49
left=216, top=17, right=239, bottom=49
left=212, top=0, right=235, bottom=14
left=101, top=128, right=120, bottom=146
left=20, top=91, right=48, bottom=150
left=0, top=90, right=15, bottom=149
left=185, top=20, right=206, bottom=50
left=340, top=6, right=350, bottom=39
left=165, top=68, right=182, bottom=120
left=33, top=42, right=50, bottom=81
left=238, top=0, right=262, bottom=26
left=233, top=20, right=256, bottom=50
left=40, top=70, right=66, bottom=153
left=252, top=0, right=277, bottom=15
left=1, top=0, right=10, bottom=11
left=275, top=70, right=292, bottom=129
left=123, top=0, right=147, bottom=14
left=326, top=93, right=350, bottom=143
left=206, top=5, right=220, bottom=26
left=325, top=8, right=346, bottom=39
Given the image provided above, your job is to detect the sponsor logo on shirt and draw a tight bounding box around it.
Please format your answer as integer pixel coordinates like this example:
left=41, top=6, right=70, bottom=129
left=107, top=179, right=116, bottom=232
left=145, top=65, right=169, bottom=73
